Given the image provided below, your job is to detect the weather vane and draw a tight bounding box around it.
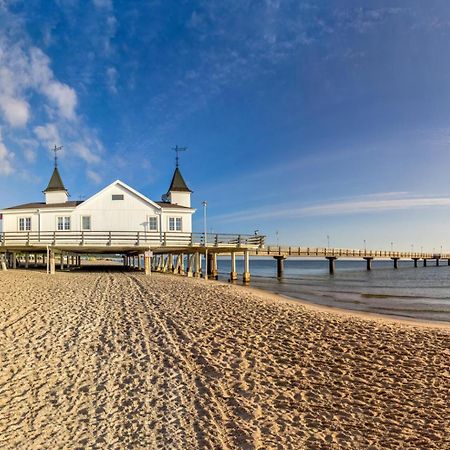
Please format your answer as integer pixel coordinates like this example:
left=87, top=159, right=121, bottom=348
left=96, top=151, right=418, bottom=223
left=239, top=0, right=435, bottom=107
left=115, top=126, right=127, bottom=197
left=52, top=145, right=63, bottom=168
left=172, top=145, right=187, bottom=168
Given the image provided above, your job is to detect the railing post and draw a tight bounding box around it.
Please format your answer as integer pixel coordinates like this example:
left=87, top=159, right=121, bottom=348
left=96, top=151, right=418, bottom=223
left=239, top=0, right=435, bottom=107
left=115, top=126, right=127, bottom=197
left=109, top=231, right=113, bottom=246
left=27, top=232, right=30, bottom=245
left=53, top=231, right=56, bottom=245
left=190, top=233, right=193, bottom=246
left=136, top=231, right=139, bottom=246
left=215, top=234, right=219, bottom=246
left=81, top=231, right=85, bottom=246
left=163, top=232, right=167, bottom=246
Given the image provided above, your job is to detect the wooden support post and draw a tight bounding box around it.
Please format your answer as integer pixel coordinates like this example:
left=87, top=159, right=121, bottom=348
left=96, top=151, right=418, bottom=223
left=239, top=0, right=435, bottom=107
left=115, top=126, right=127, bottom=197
left=168, top=254, right=174, bottom=272
left=34, top=253, right=38, bottom=267
left=243, top=250, right=251, bottom=283
left=423, top=259, right=427, bottom=267
left=448, top=259, right=450, bottom=266
left=179, top=253, right=185, bottom=275
left=326, top=256, right=337, bottom=275
left=50, top=250, right=56, bottom=275
left=412, top=258, right=419, bottom=268
left=144, top=251, right=151, bottom=275
left=363, top=257, right=373, bottom=271
left=274, top=256, right=286, bottom=277
left=60, top=252, right=64, bottom=270
left=211, top=253, right=218, bottom=279
left=186, top=254, right=194, bottom=277
left=436, top=258, right=440, bottom=267
left=1, top=254, right=7, bottom=271
left=392, top=258, right=399, bottom=269
left=138, top=254, right=142, bottom=270
left=230, top=252, right=237, bottom=281
left=25, top=252, right=29, bottom=269
left=194, top=252, right=201, bottom=277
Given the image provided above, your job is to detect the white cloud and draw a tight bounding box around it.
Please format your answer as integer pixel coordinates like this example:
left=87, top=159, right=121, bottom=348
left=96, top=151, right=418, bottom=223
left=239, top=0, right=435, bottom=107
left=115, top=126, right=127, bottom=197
left=41, top=82, right=77, bottom=120
left=73, top=142, right=101, bottom=164
left=106, top=66, right=118, bottom=94
left=0, top=95, right=29, bottom=127
left=86, top=168, right=102, bottom=183
left=34, top=123, right=61, bottom=146
left=93, top=0, right=113, bottom=9
left=214, top=193, right=450, bottom=223
left=0, top=130, right=14, bottom=175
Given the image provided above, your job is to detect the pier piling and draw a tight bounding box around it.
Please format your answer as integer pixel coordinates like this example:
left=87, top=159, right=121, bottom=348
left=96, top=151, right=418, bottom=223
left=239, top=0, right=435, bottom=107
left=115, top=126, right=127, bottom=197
left=326, top=256, right=337, bottom=275
left=230, top=252, right=237, bottom=281
left=274, top=256, right=286, bottom=277
left=243, top=250, right=251, bottom=283
left=363, top=257, right=373, bottom=271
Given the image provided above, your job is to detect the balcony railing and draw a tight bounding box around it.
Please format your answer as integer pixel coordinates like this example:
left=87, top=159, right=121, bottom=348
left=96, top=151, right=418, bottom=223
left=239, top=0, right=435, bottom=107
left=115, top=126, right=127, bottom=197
left=0, top=231, right=265, bottom=249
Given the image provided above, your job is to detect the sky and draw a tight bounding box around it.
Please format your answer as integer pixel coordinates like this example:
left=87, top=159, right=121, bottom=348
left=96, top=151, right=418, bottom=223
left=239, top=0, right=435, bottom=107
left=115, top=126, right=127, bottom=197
left=1, top=0, right=450, bottom=251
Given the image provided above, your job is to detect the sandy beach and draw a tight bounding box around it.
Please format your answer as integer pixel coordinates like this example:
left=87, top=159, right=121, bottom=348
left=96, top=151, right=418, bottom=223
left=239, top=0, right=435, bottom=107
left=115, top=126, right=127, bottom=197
left=1, top=269, right=449, bottom=449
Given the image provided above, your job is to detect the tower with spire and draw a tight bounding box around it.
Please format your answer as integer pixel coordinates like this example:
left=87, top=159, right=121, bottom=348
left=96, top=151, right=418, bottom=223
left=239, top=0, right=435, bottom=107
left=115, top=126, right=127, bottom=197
left=43, top=145, right=69, bottom=205
left=163, top=146, right=192, bottom=208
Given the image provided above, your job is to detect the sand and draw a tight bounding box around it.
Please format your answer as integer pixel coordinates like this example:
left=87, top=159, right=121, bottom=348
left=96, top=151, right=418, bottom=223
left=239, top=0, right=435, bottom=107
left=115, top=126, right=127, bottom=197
left=0, top=269, right=449, bottom=449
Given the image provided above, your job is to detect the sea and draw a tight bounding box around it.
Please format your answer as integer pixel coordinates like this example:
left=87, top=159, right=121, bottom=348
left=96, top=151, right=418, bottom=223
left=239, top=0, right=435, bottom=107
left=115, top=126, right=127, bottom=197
left=213, top=258, right=450, bottom=322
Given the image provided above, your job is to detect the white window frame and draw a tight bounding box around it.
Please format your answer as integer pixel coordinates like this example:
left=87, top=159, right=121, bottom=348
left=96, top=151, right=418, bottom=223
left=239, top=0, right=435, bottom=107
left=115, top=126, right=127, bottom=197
left=147, top=216, right=158, bottom=231
left=81, top=215, right=91, bottom=231
left=18, top=217, right=32, bottom=231
left=169, top=217, right=182, bottom=232
left=57, top=216, right=71, bottom=231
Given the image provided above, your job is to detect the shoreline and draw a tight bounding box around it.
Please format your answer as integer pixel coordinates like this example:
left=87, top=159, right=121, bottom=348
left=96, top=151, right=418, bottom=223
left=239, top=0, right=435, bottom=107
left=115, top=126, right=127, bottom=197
left=242, top=282, right=450, bottom=330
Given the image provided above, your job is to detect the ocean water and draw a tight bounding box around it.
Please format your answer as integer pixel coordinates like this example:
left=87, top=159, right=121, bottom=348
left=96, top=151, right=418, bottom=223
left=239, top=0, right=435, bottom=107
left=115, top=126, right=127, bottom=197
left=213, top=258, right=450, bottom=322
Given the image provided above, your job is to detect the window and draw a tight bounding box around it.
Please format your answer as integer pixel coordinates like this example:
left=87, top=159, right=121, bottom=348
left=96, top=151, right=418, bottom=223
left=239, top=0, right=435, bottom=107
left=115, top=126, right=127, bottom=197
left=57, top=216, right=71, bottom=231
left=112, top=194, right=124, bottom=201
left=18, top=217, right=31, bottom=231
left=169, top=217, right=182, bottom=231
left=81, top=216, right=91, bottom=231
left=148, top=216, right=158, bottom=231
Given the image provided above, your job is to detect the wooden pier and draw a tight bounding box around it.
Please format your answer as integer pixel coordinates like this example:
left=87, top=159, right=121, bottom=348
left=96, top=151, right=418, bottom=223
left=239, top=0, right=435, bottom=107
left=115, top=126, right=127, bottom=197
left=0, top=231, right=264, bottom=281
left=253, top=246, right=450, bottom=276
left=1, top=231, right=449, bottom=280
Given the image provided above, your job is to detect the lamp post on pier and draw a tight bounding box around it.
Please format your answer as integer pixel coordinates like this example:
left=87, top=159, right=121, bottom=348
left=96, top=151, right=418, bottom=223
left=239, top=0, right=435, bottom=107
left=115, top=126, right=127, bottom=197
left=202, top=201, right=208, bottom=280
left=327, top=235, right=330, bottom=249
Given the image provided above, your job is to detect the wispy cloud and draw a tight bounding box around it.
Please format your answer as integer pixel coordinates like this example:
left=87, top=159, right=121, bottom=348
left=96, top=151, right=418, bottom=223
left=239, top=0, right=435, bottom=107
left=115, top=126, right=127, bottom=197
left=0, top=5, right=103, bottom=176
left=213, top=192, right=450, bottom=223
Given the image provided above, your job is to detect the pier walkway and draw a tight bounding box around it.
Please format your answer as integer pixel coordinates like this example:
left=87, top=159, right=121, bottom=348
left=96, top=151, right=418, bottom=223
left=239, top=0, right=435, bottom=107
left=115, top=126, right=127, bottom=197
left=1, top=231, right=448, bottom=281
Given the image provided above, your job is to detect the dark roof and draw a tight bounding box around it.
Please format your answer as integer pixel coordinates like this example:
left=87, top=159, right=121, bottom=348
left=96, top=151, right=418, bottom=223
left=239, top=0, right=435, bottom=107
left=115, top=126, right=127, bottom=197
left=167, top=167, right=192, bottom=193
left=3, top=201, right=84, bottom=210
left=44, top=167, right=67, bottom=192
left=155, top=201, right=192, bottom=209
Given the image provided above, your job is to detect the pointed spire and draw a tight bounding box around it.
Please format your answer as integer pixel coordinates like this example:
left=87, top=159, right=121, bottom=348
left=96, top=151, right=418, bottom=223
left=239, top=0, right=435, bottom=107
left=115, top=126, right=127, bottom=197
left=43, top=167, right=67, bottom=192
left=167, top=167, right=192, bottom=193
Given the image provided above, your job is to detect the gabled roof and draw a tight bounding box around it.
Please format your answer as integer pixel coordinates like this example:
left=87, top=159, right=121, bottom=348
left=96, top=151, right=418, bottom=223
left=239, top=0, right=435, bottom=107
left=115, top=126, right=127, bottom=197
left=167, top=167, right=192, bottom=193
left=44, top=167, right=67, bottom=192
left=79, top=179, right=162, bottom=210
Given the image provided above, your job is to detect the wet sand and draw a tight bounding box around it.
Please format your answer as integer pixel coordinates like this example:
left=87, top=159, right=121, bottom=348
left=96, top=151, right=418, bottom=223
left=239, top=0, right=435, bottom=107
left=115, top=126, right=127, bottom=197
left=1, top=270, right=449, bottom=449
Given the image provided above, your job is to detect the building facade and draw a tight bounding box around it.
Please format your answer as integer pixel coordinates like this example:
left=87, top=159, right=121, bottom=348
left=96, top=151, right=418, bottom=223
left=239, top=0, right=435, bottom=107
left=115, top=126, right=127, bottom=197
left=0, top=166, right=195, bottom=235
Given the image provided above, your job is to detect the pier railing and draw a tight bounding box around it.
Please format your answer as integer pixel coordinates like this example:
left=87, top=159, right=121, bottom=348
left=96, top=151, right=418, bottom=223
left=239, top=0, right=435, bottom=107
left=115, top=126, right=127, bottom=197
left=253, top=246, right=450, bottom=259
left=0, top=231, right=265, bottom=249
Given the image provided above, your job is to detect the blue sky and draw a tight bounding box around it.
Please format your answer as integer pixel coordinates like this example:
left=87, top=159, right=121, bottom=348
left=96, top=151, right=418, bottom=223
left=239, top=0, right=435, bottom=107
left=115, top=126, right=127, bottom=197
left=1, top=1, right=450, bottom=251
